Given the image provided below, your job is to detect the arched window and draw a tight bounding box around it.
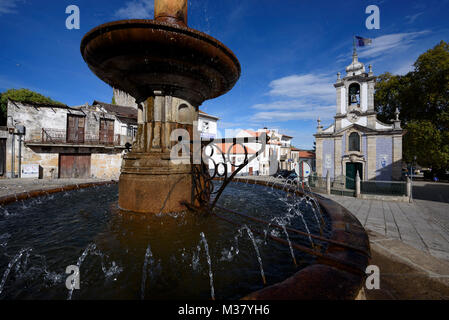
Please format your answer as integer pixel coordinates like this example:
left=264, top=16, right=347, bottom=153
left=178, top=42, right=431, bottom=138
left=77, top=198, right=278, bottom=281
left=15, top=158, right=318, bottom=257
left=178, top=103, right=192, bottom=123
left=348, top=83, right=360, bottom=106
left=349, top=132, right=360, bottom=152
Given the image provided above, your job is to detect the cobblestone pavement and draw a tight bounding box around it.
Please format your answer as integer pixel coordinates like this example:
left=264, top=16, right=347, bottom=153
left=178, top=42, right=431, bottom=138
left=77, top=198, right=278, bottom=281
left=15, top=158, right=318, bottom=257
left=318, top=195, right=449, bottom=262
left=239, top=175, right=449, bottom=262
left=0, top=178, right=111, bottom=197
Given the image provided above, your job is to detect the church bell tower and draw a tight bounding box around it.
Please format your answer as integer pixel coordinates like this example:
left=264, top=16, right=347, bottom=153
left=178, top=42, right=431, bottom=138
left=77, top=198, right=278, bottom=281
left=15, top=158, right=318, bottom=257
left=333, top=46, right=376, bottom=131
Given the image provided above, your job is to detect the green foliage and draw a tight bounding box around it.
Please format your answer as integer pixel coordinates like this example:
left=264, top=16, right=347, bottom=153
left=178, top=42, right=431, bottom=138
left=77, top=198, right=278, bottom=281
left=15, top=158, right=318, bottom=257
left=0, top=88, right=64, bottom=125
left=403, top=120, right=449, bottom=168
left=111, top=96, right=116, bottom=105
left=374, top=41, right=449, bottom=170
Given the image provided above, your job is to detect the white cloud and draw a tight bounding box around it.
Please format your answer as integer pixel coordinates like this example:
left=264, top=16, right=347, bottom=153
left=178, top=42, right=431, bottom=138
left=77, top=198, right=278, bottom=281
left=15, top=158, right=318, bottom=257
left=358, top=31, right=429, bottom=59
left=250, top=72, right=337, bottom=123
left=250, top=106, right=335, bottom=122
left=0, top=0, right=22, bottom=15
left=250, top=100, right=335, bottom=121
left=405, top=12, right=424, bottom=24
left=393, top=60, right=415, bottom=75
left=114, top=0, right=154, bottom=19
left=268, top=74, right=335, bottom=103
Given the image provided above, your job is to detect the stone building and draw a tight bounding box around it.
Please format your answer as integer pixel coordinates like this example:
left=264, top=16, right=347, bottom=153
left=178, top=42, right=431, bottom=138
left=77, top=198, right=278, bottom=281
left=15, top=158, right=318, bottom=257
left=314, top=49, right=403, bottom=185
left=230, top=128, right=293, bottom=176
left=0, top=87, right=223, bottom=180
left=1, top=99, right=137, bottom=179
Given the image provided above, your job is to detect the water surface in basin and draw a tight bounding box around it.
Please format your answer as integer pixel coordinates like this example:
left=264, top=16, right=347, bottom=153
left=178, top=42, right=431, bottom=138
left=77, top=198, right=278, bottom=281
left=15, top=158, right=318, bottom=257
left=0, top=182, right=330, bottom=299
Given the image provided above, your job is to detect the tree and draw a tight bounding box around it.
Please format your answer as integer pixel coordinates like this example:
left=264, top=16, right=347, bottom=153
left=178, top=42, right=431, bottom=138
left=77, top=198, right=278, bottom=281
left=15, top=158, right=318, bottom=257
left=0, top=89, right=64, bottom=125
left=403, top=120, right=449, bottom=167
left=374, top=41, right=449, bottom=170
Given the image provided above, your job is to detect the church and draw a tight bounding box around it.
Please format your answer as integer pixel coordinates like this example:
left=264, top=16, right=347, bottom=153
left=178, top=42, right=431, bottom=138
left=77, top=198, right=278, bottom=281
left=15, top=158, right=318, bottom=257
left=314, top=49, right=403, bottom=186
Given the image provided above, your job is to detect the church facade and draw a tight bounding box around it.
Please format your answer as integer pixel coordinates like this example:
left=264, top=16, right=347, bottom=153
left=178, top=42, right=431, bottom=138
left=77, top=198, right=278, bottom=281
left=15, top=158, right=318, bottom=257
left=314, top=50, right=403, bottom=184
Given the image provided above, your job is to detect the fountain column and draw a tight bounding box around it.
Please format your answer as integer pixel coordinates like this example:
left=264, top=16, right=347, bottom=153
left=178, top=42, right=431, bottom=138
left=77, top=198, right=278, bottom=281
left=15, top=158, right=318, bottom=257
left=118, top=0, right=195, bottom=214
left=119, top=92, right=197, bottom=213
left=81, top=0, right=241, bottom=213
left=154, top=0, right=188, bottom=26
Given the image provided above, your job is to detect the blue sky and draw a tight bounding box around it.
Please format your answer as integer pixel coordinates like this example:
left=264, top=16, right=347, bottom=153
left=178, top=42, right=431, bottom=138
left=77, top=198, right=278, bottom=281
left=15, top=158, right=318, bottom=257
left=1, top=0, right=448, bottom=149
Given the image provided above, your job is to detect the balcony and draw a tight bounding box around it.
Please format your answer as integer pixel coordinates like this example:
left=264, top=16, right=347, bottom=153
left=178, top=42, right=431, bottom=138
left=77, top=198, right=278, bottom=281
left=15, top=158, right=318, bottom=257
left=24, top=128, right=126, bottom=147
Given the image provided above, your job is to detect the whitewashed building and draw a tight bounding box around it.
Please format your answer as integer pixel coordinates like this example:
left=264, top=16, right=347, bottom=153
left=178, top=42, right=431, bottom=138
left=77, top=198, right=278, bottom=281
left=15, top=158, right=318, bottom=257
left=205, top=128, right=293, bottom=176
left=198, top=110, right=218, bottom=140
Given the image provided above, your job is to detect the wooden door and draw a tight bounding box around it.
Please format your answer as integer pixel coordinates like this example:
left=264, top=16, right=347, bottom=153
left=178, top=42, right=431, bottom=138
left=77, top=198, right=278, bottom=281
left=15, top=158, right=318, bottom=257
left=0, top=139, right=5, bottom=176
left=346, top=162, right=363, bottom=190
left=249, top=167, right=253, bottom=176
left=100, top=119, right=114, bottom=144
left=59, top=154, right=91, bottom=178
left=67, top=115, right=85, bottom=143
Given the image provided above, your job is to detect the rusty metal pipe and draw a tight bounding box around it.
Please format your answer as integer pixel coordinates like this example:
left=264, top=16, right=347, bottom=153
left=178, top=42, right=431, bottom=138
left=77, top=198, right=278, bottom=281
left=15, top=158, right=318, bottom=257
left=154, top=0, right=188, bottom=26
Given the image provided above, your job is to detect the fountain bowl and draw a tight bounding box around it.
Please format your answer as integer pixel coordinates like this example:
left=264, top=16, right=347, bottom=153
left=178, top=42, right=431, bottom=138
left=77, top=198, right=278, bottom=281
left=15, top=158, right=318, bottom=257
left=81, top=19, right=241, bottom=105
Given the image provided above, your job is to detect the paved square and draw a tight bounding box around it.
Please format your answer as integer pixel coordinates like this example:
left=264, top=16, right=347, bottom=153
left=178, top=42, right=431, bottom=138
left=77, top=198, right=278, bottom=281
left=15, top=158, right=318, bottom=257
left=320, top=194, right=449, bottom=262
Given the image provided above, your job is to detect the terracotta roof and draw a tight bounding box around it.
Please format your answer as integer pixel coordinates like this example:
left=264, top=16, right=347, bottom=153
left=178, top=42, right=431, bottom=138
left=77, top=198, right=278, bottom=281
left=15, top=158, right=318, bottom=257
left=214, top=143, right=257, bottom=154
left=93, top=100, right=137, bottom=119
left=298, top=150, right=315, bottom=158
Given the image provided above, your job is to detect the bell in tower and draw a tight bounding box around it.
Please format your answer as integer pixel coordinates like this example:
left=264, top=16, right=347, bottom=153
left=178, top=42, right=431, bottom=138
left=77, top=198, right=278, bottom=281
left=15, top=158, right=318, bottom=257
left=348, top=83, right=360, bottom=107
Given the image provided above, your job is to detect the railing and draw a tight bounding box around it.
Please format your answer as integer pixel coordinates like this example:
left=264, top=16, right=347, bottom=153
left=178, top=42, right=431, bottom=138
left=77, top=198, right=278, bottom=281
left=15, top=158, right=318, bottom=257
left=309, top=174, right=356, bottom=196
left=309, top=174, right=327, bottom=191
left=31, top=128, right=125, bottom=147
left=309, top=173, right=407, bottom=198
left=42, top=128, right=66, bottom=143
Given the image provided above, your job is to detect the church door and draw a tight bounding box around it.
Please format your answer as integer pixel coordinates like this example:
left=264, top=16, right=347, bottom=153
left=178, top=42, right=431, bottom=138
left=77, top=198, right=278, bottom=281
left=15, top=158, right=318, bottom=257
left=346, top=162, right=363, bottom=189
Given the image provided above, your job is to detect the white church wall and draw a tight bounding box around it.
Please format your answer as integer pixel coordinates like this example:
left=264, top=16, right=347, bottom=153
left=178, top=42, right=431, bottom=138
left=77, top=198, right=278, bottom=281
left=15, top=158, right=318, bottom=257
left=361, top=82, right=368, bottom=111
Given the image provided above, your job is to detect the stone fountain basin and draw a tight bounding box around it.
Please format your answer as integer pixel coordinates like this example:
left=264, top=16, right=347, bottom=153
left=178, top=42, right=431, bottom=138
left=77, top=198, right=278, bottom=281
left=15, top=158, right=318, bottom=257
left=0, top=181, right=370, bottom=299
left=81, top=19, right=241, bottom=105
left=229, top=178, right=371, bottom=300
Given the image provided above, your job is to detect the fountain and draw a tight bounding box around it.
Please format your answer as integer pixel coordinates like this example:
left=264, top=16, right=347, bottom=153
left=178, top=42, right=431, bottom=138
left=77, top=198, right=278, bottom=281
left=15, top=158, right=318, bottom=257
left=0, top=0, right=371, bottom=300
left=81, top=0, right=240, bottom=213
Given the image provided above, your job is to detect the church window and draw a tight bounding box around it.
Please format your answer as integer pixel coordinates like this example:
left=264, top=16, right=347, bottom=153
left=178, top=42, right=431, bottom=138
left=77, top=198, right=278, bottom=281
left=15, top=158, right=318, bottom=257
left=349, top=132, right=361, bottom=152
left=349, top=132, right=360, bottom=151
left=348, top=83, right=360, bottom=106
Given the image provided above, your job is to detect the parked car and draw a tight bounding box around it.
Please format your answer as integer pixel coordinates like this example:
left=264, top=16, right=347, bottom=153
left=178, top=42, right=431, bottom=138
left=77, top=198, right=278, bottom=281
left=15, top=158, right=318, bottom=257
left=287, top=172, right=298, bottom=180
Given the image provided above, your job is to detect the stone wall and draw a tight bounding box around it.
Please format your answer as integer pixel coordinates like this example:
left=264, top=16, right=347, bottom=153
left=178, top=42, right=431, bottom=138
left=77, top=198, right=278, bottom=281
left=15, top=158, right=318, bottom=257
left=113, top=88, right=137, bottom=108
left=376, top=136, right=393, bottom=181
left=4, top=100, right=126, bottom=179
left=362, top=135, right=368, bottom=180
left=91, top=152, right=123, bottom=179
left=322, top=139, right=335, bottom=178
